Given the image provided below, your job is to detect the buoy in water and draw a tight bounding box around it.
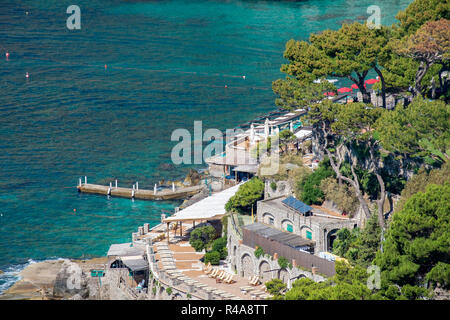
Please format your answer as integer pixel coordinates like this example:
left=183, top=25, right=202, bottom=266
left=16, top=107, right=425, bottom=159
left=225, top=85, right=228, bottom=88
left=242, top=75, right=246, bottom=79
left=25, top=72, right=29, bottom=78
left=104, top=64, right=107, bottom=69
left=5, top=52, right=9, bottom=59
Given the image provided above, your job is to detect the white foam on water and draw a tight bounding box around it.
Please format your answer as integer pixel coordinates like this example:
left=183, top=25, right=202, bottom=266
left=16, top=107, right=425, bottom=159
left=0, top=258, right=45, bottom=295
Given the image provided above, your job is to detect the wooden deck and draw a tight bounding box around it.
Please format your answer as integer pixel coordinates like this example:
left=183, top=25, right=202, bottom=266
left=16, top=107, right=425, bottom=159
left=77, top=183, right=205, bottom=200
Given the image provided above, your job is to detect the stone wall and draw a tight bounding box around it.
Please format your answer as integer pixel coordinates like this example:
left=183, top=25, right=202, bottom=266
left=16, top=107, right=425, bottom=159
left=256, top=198, right=357, bottom=253
left=228, top=238, right=325, bottom=289
left=264, top=180, right=293, bottom=199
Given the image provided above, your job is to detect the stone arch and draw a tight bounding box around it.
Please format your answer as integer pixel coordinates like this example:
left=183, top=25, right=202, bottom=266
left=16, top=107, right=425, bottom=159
left=281, top=218, right=295, bottom=233
left=277, top=268, right=291, bottom=286
left=258, top=259, right=272, bottom=283
left=241, top=253, right=255, bottom=279
left=262, top=212, right=275, bottom=225
left=326, top=229, right=339, bottom=252
left=300, top=225, right=313, bottom=240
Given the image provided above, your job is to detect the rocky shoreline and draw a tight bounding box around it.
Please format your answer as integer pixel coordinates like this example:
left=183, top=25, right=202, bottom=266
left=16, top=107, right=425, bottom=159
left=0, top=257, right=108, bottom=300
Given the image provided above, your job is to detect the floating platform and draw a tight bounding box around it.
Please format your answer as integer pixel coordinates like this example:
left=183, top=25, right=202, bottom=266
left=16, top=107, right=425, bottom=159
left=77, top=183, right=205, bottom=201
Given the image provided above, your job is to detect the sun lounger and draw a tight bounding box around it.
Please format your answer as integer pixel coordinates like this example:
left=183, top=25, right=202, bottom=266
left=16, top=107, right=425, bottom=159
left=248, top=275, right=257, bottom=285
left=250, top=275, right=260, bottom=286
left=216, top=271, right=227, bottom=281
left=203, top=264, right=213, bottom=274
left=224, top=274, right=236, bottom=284
left=240, top=286, right=253, bottom=294
left=208, top=268, right=219, bottom=278
left=202, top=262, right=211, bottom=271
left=249, top=290, right=266, bottom=299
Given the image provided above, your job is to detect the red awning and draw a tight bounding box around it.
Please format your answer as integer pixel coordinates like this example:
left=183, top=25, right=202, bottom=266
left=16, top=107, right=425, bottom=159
left=337, top=87, right=352, bottom=93
left=351, top=83, right=367, bottom=89
left=323, top=91, right=336, bottom=96
left=365, top=78, right=379, bottom=85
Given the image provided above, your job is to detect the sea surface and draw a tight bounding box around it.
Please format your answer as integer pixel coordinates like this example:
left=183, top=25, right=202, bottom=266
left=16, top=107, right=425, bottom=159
left=0, top=0, right=411, bottom=293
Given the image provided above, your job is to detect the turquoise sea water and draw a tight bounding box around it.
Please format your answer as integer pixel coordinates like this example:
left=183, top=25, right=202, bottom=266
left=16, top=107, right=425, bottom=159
left=0, top=0, right=411, bottom=293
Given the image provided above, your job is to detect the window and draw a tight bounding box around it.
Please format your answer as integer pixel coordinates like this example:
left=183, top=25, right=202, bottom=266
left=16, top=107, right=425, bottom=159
left=306, top=230, right=312, bottom=240
left=287, top=224, right=293, bottom=233
left=269, top=217, right=274, bottom=225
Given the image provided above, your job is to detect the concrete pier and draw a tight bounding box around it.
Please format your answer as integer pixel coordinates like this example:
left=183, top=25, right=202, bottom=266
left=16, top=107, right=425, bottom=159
left=77, top=183, right=205, bottom=201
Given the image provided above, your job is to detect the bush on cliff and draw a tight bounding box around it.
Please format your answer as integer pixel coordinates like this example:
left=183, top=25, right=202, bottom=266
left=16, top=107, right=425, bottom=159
left=189, top=225, right=217, bottom=252
left=225, top=177, right=264, bottom=214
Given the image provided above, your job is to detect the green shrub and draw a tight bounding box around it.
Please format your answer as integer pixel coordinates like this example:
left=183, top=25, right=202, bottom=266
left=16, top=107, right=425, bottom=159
left=166, top=287, right=172, bottom=295
left=265, top=278, right=287, bottom=296
left=189, top=225, right=217, bottom=252
left=225, top=177, right=264, bottom=214
left=278, top=256, right=289, bottom=269
left=254, top=246, right=265, bottom=259
left=204, top=251, right=221, bottom=265
left=221, top=215, right=229, bottom=237
left=270, top=181, right=277, bottom=191
left=212, top=237, right=227, bottom=252
left=211, top=237, right=228, bottom=259
left=220, top=247, right=228, bottom=260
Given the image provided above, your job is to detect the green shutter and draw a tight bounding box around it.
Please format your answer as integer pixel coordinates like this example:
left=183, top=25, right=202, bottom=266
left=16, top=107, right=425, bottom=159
left=306, top=230, right=312, bottom=240
left=287, top=224, right=293, bottom=232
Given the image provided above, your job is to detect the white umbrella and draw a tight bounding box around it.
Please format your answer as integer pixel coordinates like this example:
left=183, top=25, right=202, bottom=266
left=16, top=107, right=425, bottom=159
left=264, top=118, right=269, bottom=139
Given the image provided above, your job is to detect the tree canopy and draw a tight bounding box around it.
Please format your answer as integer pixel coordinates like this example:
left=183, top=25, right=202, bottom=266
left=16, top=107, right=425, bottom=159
left=375, top=183, right=450, bottom=297
left=225, top=177, right=264, bottom=214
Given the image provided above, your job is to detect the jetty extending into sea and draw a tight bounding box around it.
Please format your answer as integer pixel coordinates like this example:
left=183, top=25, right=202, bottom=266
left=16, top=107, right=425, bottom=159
left=77, top=180, right=205, bottom=201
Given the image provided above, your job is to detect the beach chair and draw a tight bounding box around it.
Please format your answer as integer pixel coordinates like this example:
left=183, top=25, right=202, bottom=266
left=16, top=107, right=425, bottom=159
left=224, top=274, right=236, bottom=284
left=204, top=262, right=211, bottom=269
left=250, top=275, right=260, bottom=286
left=248, top=275, right=257, bottom=285
left=208, top=268, right=219, bottom=278
left=240, top=286, right=253, bottom=294
left=215, top=270, right=226, bottom=280
left=203, top=262, right=212, bottom=274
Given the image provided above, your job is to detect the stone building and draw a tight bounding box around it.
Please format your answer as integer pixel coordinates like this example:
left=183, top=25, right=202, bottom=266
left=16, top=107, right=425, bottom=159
left=257, top=196, right=359, bottom=254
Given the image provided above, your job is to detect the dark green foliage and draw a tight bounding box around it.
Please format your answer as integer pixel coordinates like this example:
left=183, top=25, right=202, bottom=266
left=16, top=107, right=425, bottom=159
left=375, top=183, right=450, bottom=297
left=332, top=228, right=359, bottom=258
left=204, top=251, right=221, bottom=265
left=225, top=177, right=264, bottom=214
left=254, top=246, right=265, bottom=259
left=376, top=98, right=450, bottom=163
left=189, top=225, right=217, bottom=252
left=221, top=215, right=228, bottom=238
left=166, top=287, right=172, bottom=295
left=278, top=256, right=289, bottom=269
left=270, top=181, right=277, bottom=191
left=297, top=160, right=334, bottom=205
left=284, top=261, right=376, bottom=300
left=397, top=162, right=450, bottom=211
left=333, top=215, right=381, bottom=268
left=347, top=215, right=381, bottom=268
left=212, top=237, right=228, bottom=259
left=265, top=278, right=287, bottom=296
